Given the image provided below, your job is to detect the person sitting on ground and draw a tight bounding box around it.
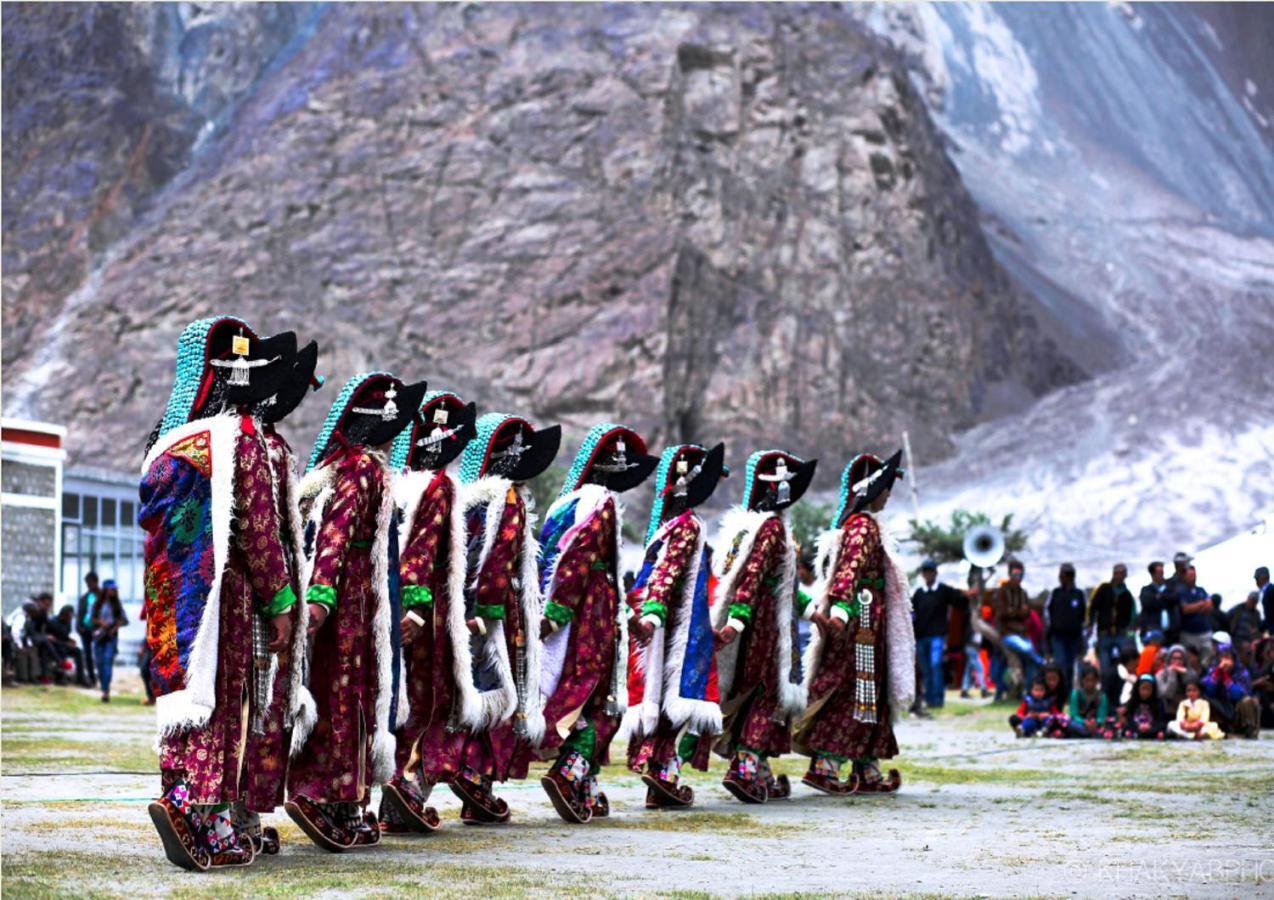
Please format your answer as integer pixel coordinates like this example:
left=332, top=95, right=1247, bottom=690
left=1116, top=674, right=1166, bottom=740
left=1009, top=678, right=1062, bottom=738
left=1201, top=644, right=1260, bottom=738
left=1040, top=663, right=1069, bottom=717
left=19, top=594, right=58, bottom=684
left=1066, top=664, right=1111, bottom=738
left=1167, top=679, right=1224, bottom=740
left=45, top=605, right=87, bottom=686
left=1113, top=639, right=1139, bottom=706
left=1155, top=643, right=1196, bottom=713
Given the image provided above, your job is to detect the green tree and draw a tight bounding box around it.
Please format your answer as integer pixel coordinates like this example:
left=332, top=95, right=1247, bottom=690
left=790, top=500, right=835, bottom=554
left=907, top=509, right=1028, bottom=565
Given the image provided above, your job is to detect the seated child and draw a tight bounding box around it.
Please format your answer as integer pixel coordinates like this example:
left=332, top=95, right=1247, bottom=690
left=1167, top=679, right=1224, bottom=741
left=1117, top=674, right=1166, bottom=740
left=1066, top=664, right=1111, bottom=738
left=1009, top=678, right=1061, bottom=738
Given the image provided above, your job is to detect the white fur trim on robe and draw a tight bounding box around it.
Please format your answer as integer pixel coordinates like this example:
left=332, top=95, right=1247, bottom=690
left=275, top=440, right=316, bottom=756
left=659, top=513, right=722, bottom=736
left=711, top=507, right=804, bottom=716
left=394, top=465, right=484, bottom=731
left=538, top=484, right=628, bottom=723
left=460, top=476, right=545, bottom=745
left=144, top=414, right=239, bottom=740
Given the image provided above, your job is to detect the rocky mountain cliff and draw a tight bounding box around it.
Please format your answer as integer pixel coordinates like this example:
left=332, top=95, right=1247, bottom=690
left=3, top=3, right=1087, bottom=485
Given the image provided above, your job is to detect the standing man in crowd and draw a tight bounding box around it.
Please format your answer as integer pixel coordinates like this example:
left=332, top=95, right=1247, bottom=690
left=1089, top=563, right=1135, bottom=674
left=75, top=572, right=99, bottom=687
left=1256, top=567, right=1273, bottom=634
left=1178, top=564, right=1215, bottom=667
left=1047, top=563, right=1086, bottom=690
left=912, top=559, right=963, bottom=712
left=1229, top=591, right=1264, bottom=667
left=1138, top=561, right=1178, bottom=645
left=991, top=559, right=1040, bottom=700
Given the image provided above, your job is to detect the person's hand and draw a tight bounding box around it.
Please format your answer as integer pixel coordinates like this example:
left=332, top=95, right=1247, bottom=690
left=1219, top=657, right=1232, bottom=670
left=539, top=617, right=555, bottom=641
left=811, top=612, right=846, bottom=638
left=714, top=625, right=738, bottom=651
left=1085, top=717, right=1097, bottom=731
left=306, top=603, right=329, bottom=638
left=268, top=612, right=293, bottom=653
left=629, top=615, right=654, bottom=646
left=466, top=618, right=482, bottom=636
left=401, top=613, right=422, bottom=646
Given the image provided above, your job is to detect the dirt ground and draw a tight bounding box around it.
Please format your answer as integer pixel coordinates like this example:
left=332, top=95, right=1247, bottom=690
left=2, top=673, right=1271, bottom=898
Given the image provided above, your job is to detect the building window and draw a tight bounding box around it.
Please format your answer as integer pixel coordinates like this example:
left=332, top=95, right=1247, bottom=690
left=59, top=477, right=145, bottom=607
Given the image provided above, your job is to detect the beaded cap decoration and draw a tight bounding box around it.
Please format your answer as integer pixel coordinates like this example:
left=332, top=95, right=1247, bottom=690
left=158, top=315, right=253, bottom=438
left=305, top=371, right=392, bottom=474
left=459, top=412, right=529, bottom=484
left=831, top=453, right=876, bottom=528
left=741, top=449, right=803, bottom=510
left=558, top=422, right=644, bottom=500
left=388, top=390, right=464, bottom=471
left=644, top=442, right=705, bottom=545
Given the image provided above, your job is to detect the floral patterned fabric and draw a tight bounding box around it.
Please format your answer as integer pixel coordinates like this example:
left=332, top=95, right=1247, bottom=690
left=720, top=515, right=790, bottom=756
left=157, top=421, right=292, bottom=804
left=394, top=471, right=458, bottom=778
left=799, top=512, right=898, bottom=761
left=518, top=497, right=621, bottom=772
left=287, top=449, right=385, bottom=802
left=244, top=428, right=305, bottom=812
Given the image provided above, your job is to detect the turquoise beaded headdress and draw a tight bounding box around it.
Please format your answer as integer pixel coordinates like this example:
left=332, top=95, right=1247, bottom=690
left=459, top=412, right=528, bottom=484
left=306, top=372, right=391, bottom=474
left=831, top=453, right=875, bottom=528
left=389, top=390, right=464, bottom=471
left=558, top=422, right=645, bottom=500
left=158, top=316, right=253, bottom=438
left=644, top=443, right=705, bottom=544
left=740, top=449, right=796, bottom=510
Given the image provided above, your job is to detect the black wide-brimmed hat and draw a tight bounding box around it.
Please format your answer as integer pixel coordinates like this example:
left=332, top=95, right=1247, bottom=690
left=214, top=330, right=298, bottom=409
left=461, top=413, right=562, bottom=483
left=845, top=448, right=904, bottom=517
left=742, top=450, right=817, bottom=512
left=393, top=393, right=478, bottom=471
left=342, top=376, right=429, bottom=451
left=562, top=424, right=659, bottom=495
left=260, top=340, right=322, bottom=425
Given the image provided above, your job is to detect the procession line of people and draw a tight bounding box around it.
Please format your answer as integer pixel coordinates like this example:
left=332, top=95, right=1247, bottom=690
left=139, top=317, right=917, bottom=870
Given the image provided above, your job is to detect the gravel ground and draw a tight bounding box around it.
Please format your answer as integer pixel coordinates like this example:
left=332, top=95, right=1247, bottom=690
left=3, top=678, right=1271, bottom=898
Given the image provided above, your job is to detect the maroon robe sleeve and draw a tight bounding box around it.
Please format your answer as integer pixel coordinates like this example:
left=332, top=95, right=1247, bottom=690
left=639, top=514, right=699, bottom=626
left=827, top=513, right=880, bottom=622
left=235, top=422, right=295, bottom=616
left=472, top=487, right=526, bottom=624
left=400, top=472, right=450, bottom=609
left=725, top=515, right=784, bottom=630
left=544, top=498, right=614, bottom=626
left=307, top=451, right=377, bottom=610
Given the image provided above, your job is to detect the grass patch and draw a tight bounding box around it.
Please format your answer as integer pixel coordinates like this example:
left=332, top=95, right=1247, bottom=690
left=1, top=734, right=155, bottom=775
left=594, top=810, right=800, bottom=836
left=2, top=685, right=149, bottom=716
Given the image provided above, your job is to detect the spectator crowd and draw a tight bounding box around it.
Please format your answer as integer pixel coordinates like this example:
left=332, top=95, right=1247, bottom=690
left=909, top=555, right=1274, bottom=741
left=2, top=572, right=148, bottom=704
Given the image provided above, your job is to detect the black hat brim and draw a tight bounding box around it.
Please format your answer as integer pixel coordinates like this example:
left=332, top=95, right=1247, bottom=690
left=410, top=400, right=477, bottom=470
left=605, top=452, right=659, bottom=493
left=850, top=449, right=903, bottom=515
left=684, top=442, right=726, bottom=509
left=222, top=332, right=298, bottom=407
left=262, top=341, right=319, bottom=425
left=345, top=378, right=428, bottom=448
left=508, top=424, right=562, bottom=482
left=768, top=456, right=817, bottom=510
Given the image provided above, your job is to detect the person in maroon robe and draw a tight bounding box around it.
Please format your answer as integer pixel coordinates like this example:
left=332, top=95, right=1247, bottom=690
left=794, top=451, right=915, bottom=795
left=442, top=412, right=561, bottom=825
left=521, top=423, right=658, bottom=824
left=377, top=391, right=479, bottom=834
left=240, top=341, right=323, bottom=855
left=624, top=442, right=727, bottom=809
left=710, top=449, right=816, bottom=804
left=284, top=373, right=426, bottom=851
left=143, top=323, right=301, bottom=870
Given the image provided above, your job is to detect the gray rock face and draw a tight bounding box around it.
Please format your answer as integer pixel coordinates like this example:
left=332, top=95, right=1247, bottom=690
left=2, top=3, right=1086, bottom=483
